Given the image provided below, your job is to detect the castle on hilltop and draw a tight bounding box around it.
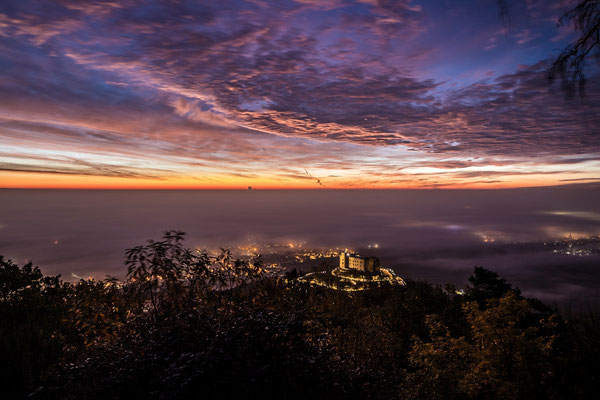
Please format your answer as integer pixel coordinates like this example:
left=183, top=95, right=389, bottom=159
left=339, top=252, right=380, bottom=273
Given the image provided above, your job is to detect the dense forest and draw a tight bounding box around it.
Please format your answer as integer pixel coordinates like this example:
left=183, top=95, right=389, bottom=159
left=1, top=231, right=599, bottom=399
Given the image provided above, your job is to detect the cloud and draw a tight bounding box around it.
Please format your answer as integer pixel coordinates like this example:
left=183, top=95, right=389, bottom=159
left=0, top=161, right=165, bottom=179
left=515, top=29, right=541, bottom=45
left=170, top=98, right=234, bottom=128
left=0, top=0, right=599, bottom=188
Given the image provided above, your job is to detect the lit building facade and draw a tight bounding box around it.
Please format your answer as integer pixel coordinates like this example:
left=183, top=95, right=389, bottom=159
left=339, top=252, right=380, bottom=273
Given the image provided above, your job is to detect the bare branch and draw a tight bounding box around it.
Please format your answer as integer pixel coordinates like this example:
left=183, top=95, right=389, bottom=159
left=548, top=0, right=600, bottom=96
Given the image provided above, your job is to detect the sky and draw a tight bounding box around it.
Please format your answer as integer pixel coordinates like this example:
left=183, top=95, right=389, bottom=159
left=0, top=0, right=599, bottom=189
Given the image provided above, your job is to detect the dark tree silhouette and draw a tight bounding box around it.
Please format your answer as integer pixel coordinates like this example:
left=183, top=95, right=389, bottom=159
left=548, top=0, right=600, bottom=95
left=3, top=234, right=600, bottom=399
left=466, top=266, right=519, bottom=306
left=498, top=0, right=599, bottom=95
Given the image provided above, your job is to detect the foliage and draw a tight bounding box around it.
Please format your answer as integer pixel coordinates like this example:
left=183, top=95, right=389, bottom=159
left=1, top=232, right=599, bottom=399
left=0, top=256, right=67, bottom=398
left=406, top=293, right=556, bottom=399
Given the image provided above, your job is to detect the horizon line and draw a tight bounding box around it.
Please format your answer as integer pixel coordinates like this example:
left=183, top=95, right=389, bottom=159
left=2, top=186, right=597, bottom=191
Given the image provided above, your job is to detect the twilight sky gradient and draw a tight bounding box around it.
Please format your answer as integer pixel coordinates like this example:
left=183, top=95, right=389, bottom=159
left=0, top=0, right=599, bottom=189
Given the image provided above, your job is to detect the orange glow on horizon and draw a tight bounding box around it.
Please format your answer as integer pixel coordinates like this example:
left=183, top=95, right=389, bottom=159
left=0, top=170, right=584, bottom=190
left=0, top=171, right=316, bottom=190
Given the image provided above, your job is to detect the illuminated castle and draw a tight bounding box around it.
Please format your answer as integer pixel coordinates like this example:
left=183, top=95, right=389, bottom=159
left=339, top=252, right=380, bottom=273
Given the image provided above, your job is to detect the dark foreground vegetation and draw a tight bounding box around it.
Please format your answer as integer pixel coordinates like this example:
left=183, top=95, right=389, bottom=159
left=2, top=231, right=599, bottom=399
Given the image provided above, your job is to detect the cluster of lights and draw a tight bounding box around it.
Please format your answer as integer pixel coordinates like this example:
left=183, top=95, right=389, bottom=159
left=475, top=231, right=499, bottom=243
left=299, top=267, right=405, bottom=292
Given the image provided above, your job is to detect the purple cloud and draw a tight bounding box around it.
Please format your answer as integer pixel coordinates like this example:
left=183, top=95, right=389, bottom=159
left=0, top=0, right=598, bottom=187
